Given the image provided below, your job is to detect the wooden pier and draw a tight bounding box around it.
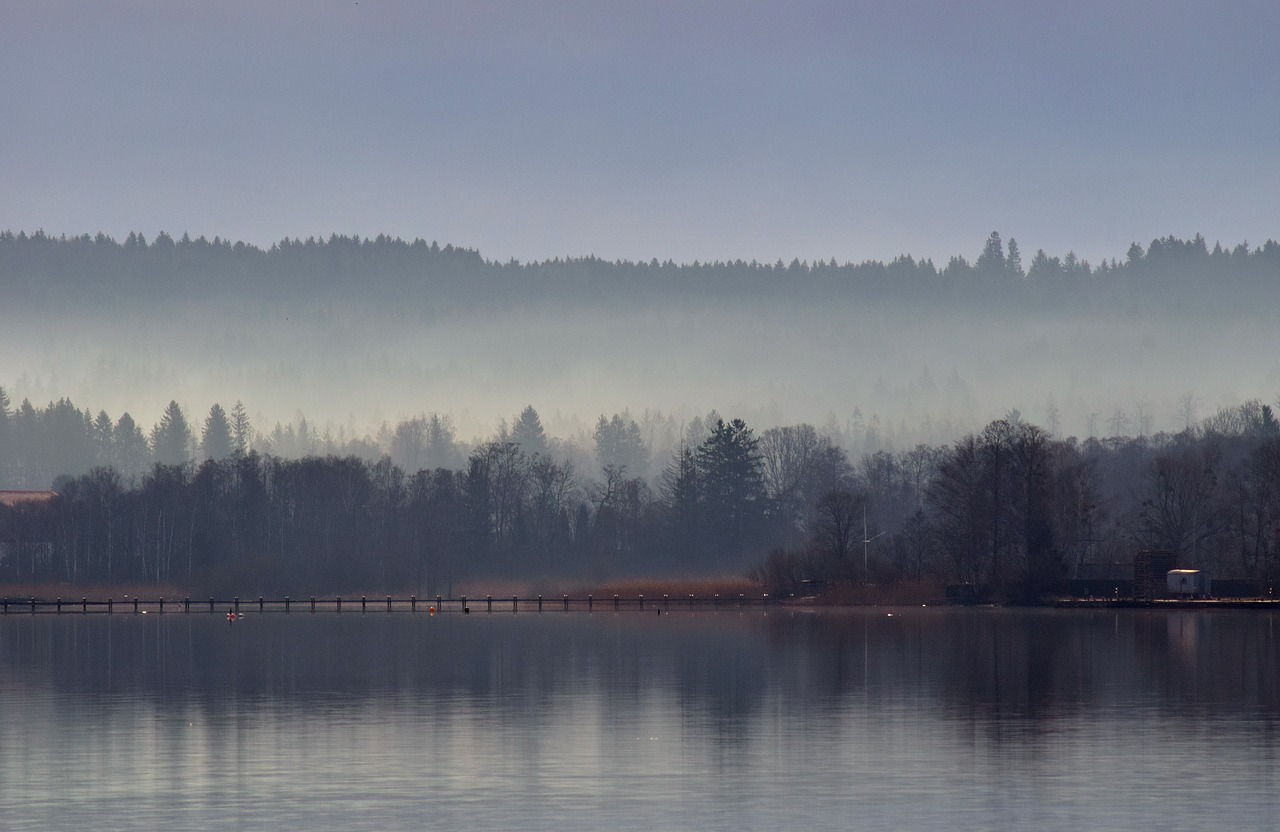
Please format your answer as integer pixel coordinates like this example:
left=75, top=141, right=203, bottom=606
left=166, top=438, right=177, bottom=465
left=0, top=592, right=780, bottom=615
left=1054, top=597, right=1280, bottom=610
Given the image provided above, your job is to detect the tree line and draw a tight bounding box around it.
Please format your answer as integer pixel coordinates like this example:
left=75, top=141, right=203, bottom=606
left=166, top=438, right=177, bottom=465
left=3, top=390, right=1279, bottom=596
left=3, top=229, right=1277, bottom=314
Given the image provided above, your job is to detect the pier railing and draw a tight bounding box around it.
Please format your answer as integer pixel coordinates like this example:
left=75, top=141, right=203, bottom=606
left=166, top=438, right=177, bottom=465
left=0, top=593, right=781, bottom=615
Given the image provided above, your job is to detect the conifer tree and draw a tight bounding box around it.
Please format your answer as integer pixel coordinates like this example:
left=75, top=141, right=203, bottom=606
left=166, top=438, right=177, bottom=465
left=511, top=405, right=549, bottom=459
left=230, top=400, right=251, bottom=454
left=152, top=401, right=192, bottom=466
left=695, top=418, right=765, bottom=561
left=202, top=403, right=233, bottom=460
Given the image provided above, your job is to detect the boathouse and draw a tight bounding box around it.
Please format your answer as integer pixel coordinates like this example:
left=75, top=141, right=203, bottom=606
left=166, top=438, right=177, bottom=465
left=1167, top=569, right=1210, bottom=599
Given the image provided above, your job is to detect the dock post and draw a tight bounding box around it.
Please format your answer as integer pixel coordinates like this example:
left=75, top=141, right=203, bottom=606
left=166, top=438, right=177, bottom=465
left=411, top=596, right=417, bottom=612
left=639, top=595, right=644, bottom=610
left=486, top=595, right=492, bottom=612
left=234, top=597, right=240, bottom=614
left=107, top=598, right=112, bottom=614
left=83, top=597, right=88, bottom=614
left=285, top=596, right=291, bottom=613
left=209, top=597, right=214, bottom=613
left=563, top=595, right=569, bottom=612
left=513, top=595, right=518, bottom=612
left=336, top=596, right=342, bottom=613
left=664, top=594, right=669, bottom=609
left=436, top=596, right=442, bottom=614
left=614, top=594, right=619, bottom=611
left=311, top=596, right=316, bottom=613
left=30, top=597, right=35, bottom=614
left=538, top=595, right=543, bottom=612
left=714, top=594, right=719, bottom=608
left=133, top=597, right=139, bottom=614
left=184, top=596, right=190, bottom=613
left=158, top=597, right=163, bottom=614
left=56, top=598, right=62, bottom=614
left=387, top=596, right=392, bottom=612
left=259, top=597, right=264, bottom=613
left=588, top=594, right=593, bottom=611
left=461, top=595, right=467, bottom=613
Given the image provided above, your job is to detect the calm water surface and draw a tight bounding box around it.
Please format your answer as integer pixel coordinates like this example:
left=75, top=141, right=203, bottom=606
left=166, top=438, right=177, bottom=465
left=1, top=607, right=1278, bottom=831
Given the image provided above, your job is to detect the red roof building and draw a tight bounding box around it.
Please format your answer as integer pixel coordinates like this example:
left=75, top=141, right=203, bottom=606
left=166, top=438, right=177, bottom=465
left=0, top=491, right=58, bottom=508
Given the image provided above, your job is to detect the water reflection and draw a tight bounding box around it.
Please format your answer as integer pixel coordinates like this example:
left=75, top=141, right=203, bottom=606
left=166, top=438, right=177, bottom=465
left=1, top=608, right=1278, bottom=830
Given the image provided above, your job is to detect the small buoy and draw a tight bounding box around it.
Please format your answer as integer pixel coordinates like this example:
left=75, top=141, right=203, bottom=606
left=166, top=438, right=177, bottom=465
left=428, top=606, right=436, bottom=615
left=227, top=610, right=236, bottom=622
left=463, top=607, right=470, bottom=614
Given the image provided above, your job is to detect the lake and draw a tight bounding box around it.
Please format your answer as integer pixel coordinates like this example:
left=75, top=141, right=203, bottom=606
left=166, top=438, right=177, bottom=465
left=1, top=607, right=1277, bottom=831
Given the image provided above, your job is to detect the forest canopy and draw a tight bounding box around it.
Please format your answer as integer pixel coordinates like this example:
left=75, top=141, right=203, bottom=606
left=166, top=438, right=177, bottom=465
left=3, top=390, right=1279, bottom=597
left=2, top=229, right=1277, bottom=314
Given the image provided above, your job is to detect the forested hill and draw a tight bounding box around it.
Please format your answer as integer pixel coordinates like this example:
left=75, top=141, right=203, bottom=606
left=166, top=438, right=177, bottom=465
left=3, top=229, right=1277, bottom=314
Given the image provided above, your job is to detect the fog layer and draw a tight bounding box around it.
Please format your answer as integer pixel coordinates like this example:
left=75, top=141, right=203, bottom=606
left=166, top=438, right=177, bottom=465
left=2, top=231, right=1276, bottom=447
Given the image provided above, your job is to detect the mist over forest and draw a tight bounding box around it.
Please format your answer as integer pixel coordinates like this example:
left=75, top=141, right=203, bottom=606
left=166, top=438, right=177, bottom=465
left=3, top=228, right=1280, bottom=595
left=4, top=228, right=1278, bottom=454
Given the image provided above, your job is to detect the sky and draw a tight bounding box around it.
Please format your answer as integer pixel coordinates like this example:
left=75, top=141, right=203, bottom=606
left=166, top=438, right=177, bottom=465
left=3, top=0, right=1277, bottom=266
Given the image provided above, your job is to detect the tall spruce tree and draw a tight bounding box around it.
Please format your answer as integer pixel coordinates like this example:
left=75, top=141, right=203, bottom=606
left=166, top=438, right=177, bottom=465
left=152, top=400, right=192, bottom=466
left=230, top=400, right=251, bottom=454
left=511, top=405, right=549, bottom=459
left=695, top=418, right=765, bottom=563
left=114, top=413, right=150, bottom=482
left=202, top=403, right=233, bottom=460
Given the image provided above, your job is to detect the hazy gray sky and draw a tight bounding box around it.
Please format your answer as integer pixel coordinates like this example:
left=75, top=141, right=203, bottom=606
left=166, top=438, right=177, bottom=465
left=4, top=1, right=1276, bottom=265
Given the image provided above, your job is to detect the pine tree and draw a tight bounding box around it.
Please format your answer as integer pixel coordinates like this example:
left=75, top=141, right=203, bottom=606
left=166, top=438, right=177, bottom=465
left=976, top=231, right=1006, bottom=280
left=660, top=443, right=702, bottom=559
left=93, top=410, right=114, bottom=467
left=152, top=400, right=192, bottom=466
left=114, top=413, right=150, bottom=482
left=202, top=403, right=233, bottom=460
left=230, top=400, right=251, bottom=454
left=1006, top=237, right=1024, bottom=278
left=594, top=412, right=649, bottom=477
left=511, top=405, right=549, bottom=459
left=695, top=418, right=765, bottom=562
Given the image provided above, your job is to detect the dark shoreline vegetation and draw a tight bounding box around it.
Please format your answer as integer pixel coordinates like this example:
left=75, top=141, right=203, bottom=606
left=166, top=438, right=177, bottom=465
left=2, top=391, right=1279, bottom=599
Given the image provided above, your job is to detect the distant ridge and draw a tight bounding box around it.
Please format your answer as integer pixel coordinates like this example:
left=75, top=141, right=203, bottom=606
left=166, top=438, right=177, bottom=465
left=2, top=229, right=1277, bottom=314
